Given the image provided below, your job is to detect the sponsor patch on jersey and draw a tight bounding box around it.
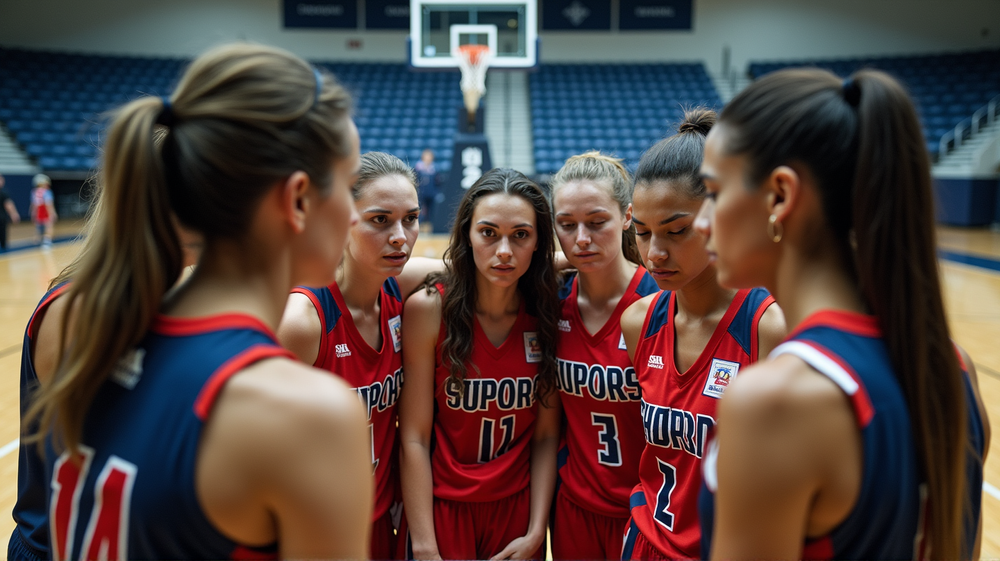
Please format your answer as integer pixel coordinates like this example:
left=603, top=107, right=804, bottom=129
left=558, top=319, right=571, bottom=332
left=619, top=333, right=628, bottom=350
left=524, top=331, right=542, bottom=363
left=111, top=348, right=146, bottom=390
left=335, top=343, right=352, bottom=358
left=703, top=358, right=739, bottom=398
left=388, top=315, right=402, bottom=352
left=647, top=355, right=664, bottom=369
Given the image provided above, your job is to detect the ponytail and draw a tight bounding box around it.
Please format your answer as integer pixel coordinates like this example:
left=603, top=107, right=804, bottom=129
left=720, top=67, right=968, bottom=558
left=30, top=99, right=183, bottom=453
left=851, top=70, right=966, bottom=559
left=28, top=43, right=355, bottom=455
left=551, top=151, right=642, bottom=266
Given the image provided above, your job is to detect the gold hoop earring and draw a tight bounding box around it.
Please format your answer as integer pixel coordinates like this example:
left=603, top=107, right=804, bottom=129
left=767, top=215, right=783, bottom=243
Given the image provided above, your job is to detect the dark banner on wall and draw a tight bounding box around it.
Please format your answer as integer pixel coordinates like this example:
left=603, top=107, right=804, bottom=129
left=284, top=0, right=357, bottom=28
left=366, top=0, right=410, bottom=29
left=619, top=0, right=692, bottom=30
left=542, top=0, right=611, bottom=30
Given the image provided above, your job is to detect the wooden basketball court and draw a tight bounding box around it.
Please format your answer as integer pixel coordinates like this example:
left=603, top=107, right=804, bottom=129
left=2, top=221, right=1000, bottom=557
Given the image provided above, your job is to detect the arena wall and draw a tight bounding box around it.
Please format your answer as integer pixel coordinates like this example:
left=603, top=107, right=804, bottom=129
left=0, top=0, right=997, bottom=73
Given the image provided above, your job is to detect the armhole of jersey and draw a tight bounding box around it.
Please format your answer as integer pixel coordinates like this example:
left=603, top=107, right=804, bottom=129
left=768, top=340, right=875, bottom=427
left=27, top=283, right=71, bottom=340
left=633, top=292, right=661, bottom=366
left=291, top=287, right=328, bottom=368
left=194, top=345, right=296, bottom=420
left=748, top=295, right=776, bottom=363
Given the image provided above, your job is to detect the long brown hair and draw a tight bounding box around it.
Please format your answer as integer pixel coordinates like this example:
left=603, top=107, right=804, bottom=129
left=720, top=68, right=967, bottom=558
left=550, top=150, right=642, bottom=266
left=428, top=168, right=559, bottom=404
left=28, top=43, right=354, bottom=454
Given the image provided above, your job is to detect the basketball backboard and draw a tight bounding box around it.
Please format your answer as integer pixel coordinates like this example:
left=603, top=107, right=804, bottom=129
left=409, top=0, right=538, bottom=69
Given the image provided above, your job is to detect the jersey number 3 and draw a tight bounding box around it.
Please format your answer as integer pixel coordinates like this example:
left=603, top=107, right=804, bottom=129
left=591, top=413, right=623, bottom=467
left=50, top=446, right=138, bottom=561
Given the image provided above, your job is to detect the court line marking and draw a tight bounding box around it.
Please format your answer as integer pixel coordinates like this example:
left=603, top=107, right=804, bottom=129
left=0, top=344, right=20, bottom=359
left=0, top=438, right=19, bottom=459
left=985, top=482, right=1000, bottom=501
left=976, top=362, right=1000, bottom=381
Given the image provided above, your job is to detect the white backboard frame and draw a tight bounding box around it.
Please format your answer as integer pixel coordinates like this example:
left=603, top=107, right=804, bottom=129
left=409, top=0, right=537, bottom=69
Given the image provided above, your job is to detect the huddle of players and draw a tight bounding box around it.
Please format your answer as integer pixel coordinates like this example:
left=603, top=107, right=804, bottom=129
left=9, top=42, right=989, bottom=561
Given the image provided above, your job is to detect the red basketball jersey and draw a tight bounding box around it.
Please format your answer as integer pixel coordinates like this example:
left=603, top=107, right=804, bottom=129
left=556, top=267, right=659, bottom=518
left=291, top=278, right=404, bottom=522
left=628, top=288, right=774, bottom=559
left=432, top=286, right=541, bottom=503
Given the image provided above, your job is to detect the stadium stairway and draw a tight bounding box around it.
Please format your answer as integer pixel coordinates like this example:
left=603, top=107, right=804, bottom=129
left=485, top=71, right=534, bottom=174
left=934, top=120, right=1000, bottom=177
left=0, top=126, right=37, bottom=175
left=709, top=71, right=751, bottom=103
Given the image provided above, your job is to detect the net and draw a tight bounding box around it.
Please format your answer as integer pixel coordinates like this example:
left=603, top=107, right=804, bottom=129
left=457, top=44, right=491, bottom=124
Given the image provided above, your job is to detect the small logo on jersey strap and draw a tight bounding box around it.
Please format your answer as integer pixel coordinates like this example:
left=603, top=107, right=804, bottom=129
left=647, top=355, right=665, bottom=369
left=335, top=343, right=352, bottom=358
left=703, top=358, right=739, bottom=399
left=619, top=333, right=628, bottom=350
left=388, top=315, right=402, bottom=353
left=111, top=348, right=146, bottom=390
left=558, top=319, right=571, bottom=332
left=524, top=332, right=542, bottom=363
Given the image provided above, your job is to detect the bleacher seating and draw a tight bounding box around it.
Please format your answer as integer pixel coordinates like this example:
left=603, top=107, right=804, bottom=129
left=748, top=49, right=1000, bottom=159
left=0, top=48, right=460, bottom=173
left=530, top=63, right=722, bottom=175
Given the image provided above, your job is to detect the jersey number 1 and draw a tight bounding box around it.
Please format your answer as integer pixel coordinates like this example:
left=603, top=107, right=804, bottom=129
left=479, top=415, right=515, bottom=463
left=50, top=446, right=138, bottom=561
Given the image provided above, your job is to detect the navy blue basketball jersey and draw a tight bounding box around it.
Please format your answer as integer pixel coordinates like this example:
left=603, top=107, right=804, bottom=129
left=699, top=310, right=985, bottom=559
left=10, top=282, right=70, bottom=561
left=44, top=314, right=294, bottom=561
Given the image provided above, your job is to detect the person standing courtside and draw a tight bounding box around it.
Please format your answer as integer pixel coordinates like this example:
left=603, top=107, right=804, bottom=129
left=29, top=174, right=56, bottom=248
left=0, top=173, right=22, bottom=250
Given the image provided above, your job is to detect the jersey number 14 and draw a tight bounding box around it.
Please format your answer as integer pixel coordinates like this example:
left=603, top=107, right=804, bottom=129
left=50, top=446, right=137, bottom=561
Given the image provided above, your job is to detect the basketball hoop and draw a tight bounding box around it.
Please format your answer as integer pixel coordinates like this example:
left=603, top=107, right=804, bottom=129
left=457, top=44, right=491, bottom=127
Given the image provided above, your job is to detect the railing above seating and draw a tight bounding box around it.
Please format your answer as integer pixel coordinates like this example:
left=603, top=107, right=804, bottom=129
left=939, top=93, right=1000, bottom=159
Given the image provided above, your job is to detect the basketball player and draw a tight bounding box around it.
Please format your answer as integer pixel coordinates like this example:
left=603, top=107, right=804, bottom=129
left=399, top=168, right=561, bottom=560
left=277, top=151, right=442, bottom=559
left=8, top=130, right=199, bottom=561
left=21, top=43, right=373, bottom=559
left=547, top=152, right=657, bottom=560
left=696, top=69, right=989, bottom=559
left=29, top=174, right=56, bottom=248
left=619, top=110, right=786, bottom=560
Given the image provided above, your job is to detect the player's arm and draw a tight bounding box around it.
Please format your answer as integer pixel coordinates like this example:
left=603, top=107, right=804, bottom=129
left=5, top=199, right=19, bottom=223
left=399, top=289, right=444, bottom=560
left=492, top=393, right=562, bottom=560
left=710, top=356, right=860, bottom=560
left=197, top=358, right=373, bottom=559
left=957, top=344, right=990, bottom=560
left=620, top=295, right=654, bottom=364
left=396, top=257, right=446, bottom=297
left=756, top=303, right=787, bottom=359
left=276, top=292, right=323, bottom=366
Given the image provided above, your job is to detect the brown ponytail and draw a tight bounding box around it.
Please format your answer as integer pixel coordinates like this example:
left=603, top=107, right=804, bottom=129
left=851, top=70, right=966, bottom=559
left=720, top=68, right=967, bottom=558
left=551, top=151, right=642, bottom=266
left=28, top=43, right=355, bottom=455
